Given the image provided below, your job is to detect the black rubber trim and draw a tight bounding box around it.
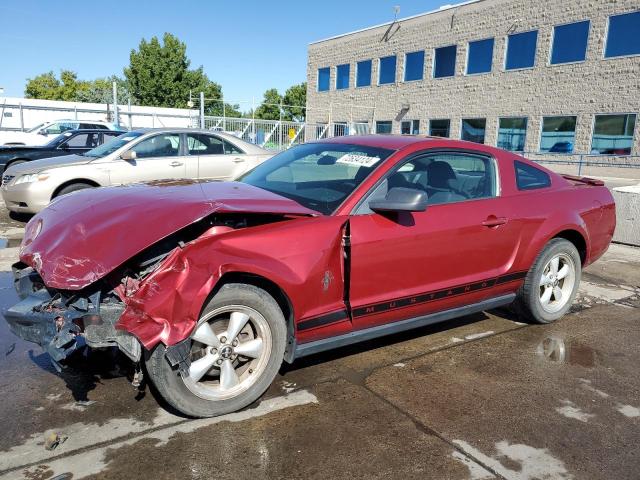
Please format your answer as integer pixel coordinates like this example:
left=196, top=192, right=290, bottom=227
left=293, top=294, right=516, bottom=360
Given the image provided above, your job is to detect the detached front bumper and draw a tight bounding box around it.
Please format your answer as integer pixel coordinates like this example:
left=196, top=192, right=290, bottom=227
left=3, top=263, right=140, bottom=369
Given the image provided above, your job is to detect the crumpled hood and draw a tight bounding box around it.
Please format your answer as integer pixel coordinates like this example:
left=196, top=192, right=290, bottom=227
left=7, top=154, right=90, bottom=175
left=20, top=180, right=318, bottom=290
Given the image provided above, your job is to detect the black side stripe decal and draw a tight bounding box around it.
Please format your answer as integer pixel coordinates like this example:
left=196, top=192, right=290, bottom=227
left=297, top=271, right=528, bottom=331
left=297, top=309, right=349, bottom=332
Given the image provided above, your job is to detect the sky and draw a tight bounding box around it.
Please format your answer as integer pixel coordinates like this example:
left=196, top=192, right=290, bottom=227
left=0, top=0, right=446, bottom=108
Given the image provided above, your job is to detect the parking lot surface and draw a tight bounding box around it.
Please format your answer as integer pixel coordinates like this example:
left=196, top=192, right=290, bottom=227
left=0, top=206, right=638, bottom=480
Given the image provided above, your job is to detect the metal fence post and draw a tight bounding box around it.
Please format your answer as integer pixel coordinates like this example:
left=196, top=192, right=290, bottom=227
left=112, top=81, right=119, bottom=128
left=578, top=154, right=583, bottom=176
left=199, top=92, right=205, bottom=129
left=19, top=103, right=23, bottom=131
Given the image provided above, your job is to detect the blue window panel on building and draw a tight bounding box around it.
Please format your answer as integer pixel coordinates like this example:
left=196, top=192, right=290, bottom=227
left=551, top=21, right=590, bottom=64
left=467, top=38, right=494, bottom=74
left=605, top=11, right=640, bottom=58
left=591, top=114, right=637, bottom=155
left=379, top=56, right=397, bottom=84
left=318, top=67, right=330, bottom=91
left=356, top=60, right=372, bottom=87
left=336, top=64, right=350, bottom=89
left=505, top=30, right=538, bottom=70
left=404, top=51, right=425, bottom=81
left=434, top=45, right=457, bottom=77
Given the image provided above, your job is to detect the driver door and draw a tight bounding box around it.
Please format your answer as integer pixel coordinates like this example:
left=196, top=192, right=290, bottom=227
left=108, top=133, right=187, bottom=185
left=348, top=150, right=522, bottom=330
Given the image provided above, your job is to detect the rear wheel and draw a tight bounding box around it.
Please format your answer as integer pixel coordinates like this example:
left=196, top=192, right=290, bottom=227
left=55, top=182, right=94, bottom=197
left=145, top=283, right=286, bottom=418
left=514, top=239, right=581, bottom=324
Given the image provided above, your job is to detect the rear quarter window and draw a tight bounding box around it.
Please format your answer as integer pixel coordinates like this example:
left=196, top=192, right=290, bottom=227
left=515, top=160, right=551, bottom=190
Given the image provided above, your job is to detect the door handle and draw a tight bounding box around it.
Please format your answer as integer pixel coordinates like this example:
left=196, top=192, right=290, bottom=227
left=169, top=161, right=183, bottom=167
left=232, top=157, right=245, bottom=163
left=482, top=216, right=508, bottom=227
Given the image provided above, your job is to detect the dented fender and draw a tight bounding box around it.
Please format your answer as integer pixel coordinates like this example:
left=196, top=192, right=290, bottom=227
left=116, top=216, right=349, bottom=350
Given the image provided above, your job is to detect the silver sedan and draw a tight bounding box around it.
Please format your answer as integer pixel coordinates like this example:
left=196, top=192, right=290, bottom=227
left=1, top=128, right=274, bottom=214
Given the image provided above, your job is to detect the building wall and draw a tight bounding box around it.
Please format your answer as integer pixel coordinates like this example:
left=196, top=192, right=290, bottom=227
left=306, top=0, right=640, bottom=154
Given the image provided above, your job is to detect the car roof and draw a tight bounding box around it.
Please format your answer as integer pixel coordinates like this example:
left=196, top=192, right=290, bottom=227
left=63, top=129, right=127, bottom=134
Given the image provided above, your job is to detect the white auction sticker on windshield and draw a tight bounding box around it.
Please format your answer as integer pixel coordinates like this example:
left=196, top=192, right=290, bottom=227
left=336, top=154, right=381, bottom=167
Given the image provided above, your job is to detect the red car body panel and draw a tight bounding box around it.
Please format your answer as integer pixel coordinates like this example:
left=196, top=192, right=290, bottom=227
left=19, top=181, right=318, bottom=290
left=17, top=136, right=616, bottom=353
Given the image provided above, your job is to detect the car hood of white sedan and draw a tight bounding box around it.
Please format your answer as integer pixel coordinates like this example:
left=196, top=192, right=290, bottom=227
left=5, top=154, right=92, bottom=176
left=0, top=131, right=47, bottom=146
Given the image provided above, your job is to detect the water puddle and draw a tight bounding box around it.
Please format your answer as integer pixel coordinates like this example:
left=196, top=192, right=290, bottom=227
left=536, top=336, right=597, bottom=367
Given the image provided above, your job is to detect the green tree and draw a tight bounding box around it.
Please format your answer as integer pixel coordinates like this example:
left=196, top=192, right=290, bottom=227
left=282, top=82, right=306, bottom=121
left=125, top=33, right=223, bottom=114
left=254, top=88, right=282, bottom=120
left=24, top=70, right=83, bottom=101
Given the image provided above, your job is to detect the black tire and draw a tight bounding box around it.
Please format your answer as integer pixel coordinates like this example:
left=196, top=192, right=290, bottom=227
left=145, top=283, right=287, bottom=418
left=55, top=182, right=94, bottom=197
left=514, top=238, right=582, bottom=324
left=4, top=159, right=27, bottom=172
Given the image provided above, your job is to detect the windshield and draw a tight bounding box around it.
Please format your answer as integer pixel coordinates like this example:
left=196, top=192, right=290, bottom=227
left=83, top=132, right=144, bottom=158
left=27, top=123, right=46, bottom=133
left=239, top=143, right=394, bottom=215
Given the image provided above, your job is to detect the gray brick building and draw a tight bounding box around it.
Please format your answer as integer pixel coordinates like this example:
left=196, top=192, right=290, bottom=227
left=305, top=0, right=640, bottom=156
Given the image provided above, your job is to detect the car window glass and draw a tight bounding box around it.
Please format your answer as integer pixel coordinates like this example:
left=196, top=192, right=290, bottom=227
left=44, top=122, right=78, bottom=134
left=187, top=134, right=225, bottom=155
left=240, top=143, right=394, bottom=215
left=132, top=134, right=180, bottom=158
left=515, top=160, right=551, bottom=190
left=224, top=140, right=244, bottom=154
left=356, top=151, right=497, bottom=214
left=65, top=134, right=90, bottom=148
left=79, top=123, right=104, bottom=129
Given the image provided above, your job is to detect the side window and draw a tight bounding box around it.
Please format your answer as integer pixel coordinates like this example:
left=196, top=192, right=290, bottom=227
left=357, top=152, right=496, bottom=213
left=223, top=140, right=244, bottom=154
left=131, top=134, right=180, bottom=158
left=64, top=133, right=90, bottom=148
left=515, top=160, right=551, bottom=190
left=80, top=123, right=107, bottom=130
left=187, top=134, right=225, bottom=155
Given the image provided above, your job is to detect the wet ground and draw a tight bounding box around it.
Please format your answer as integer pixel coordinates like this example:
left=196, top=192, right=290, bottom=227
left=0, top=207, right=638, bottom=480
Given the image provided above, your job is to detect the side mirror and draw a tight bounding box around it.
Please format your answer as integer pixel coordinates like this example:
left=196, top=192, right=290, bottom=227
left=369, top=187, right=429, bottom=213
left=38, top=130, right=48, bottom=136
left=120, top=150, right=137, bottom=161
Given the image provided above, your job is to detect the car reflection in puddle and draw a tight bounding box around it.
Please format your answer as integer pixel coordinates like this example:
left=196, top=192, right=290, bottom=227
left=536, top=335, right=597, bottom=367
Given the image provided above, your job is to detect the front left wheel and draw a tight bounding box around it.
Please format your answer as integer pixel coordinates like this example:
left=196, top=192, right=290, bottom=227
left=145, top=283, right=287, bottom=418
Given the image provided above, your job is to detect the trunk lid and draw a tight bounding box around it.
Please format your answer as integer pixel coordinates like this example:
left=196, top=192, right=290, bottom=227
left=20, top=180, right=318, bottom=290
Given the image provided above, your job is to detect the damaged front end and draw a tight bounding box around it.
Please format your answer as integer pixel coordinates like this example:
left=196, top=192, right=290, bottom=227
left=5, top=263, right=138, bottom=370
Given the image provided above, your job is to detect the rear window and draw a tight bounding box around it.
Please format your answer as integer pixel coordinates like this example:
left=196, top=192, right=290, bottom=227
left=515, top=160, right=551, bottom=190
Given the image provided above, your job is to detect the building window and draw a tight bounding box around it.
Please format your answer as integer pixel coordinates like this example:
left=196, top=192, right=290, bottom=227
left=540, top=116, right=577, bottom=153
left=317, top=67, right=330, bottom=92
left=551, top=21, right=590, bottom=64
left=376, top=121, right=392, bottom=134
left=429, top=119, right=450, bottom=137
left=461, top=118, right=486, bottom=144
left=466, top=38, right=494, bottom=74
left=605, top=11, right=640, bottom=58
left=336, top=64, right=350, bottom=90
left=404, top=51, right=425, bottom=81
left=401, top=120, right=420, bottom=135
left=591, top=114, right=636, bottom=155
left=378, top=56, right=397, bottom=85
left=497, top=118, right=527, bottom=152
left=433, top=45, right=457, bottom=78
left=356, top=60, right=372, bottom=87
left=515, top=161, right=551, bottom=190
left=505, top=30, right=538, bottom=70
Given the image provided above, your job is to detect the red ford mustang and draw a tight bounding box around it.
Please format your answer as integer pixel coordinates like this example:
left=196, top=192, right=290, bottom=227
left=4, top=135, right=615, bottom=417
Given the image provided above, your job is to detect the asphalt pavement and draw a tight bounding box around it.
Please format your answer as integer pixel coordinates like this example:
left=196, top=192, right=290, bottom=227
left=0, top=205, right=638, bottom=480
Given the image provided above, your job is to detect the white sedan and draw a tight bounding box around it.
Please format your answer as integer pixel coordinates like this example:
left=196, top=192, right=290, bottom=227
left=0, top=120, right=118, bottom=146
left=1, top=128, right=274, bottom=213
